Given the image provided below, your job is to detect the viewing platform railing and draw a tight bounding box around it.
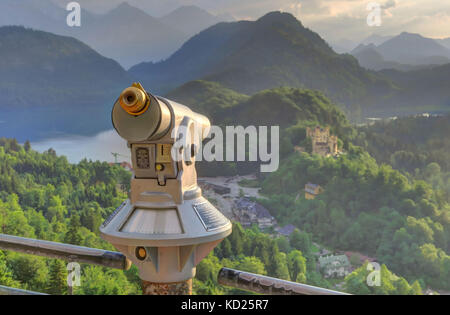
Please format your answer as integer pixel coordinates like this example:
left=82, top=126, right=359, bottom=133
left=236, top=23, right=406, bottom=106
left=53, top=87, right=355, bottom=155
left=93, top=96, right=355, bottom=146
left=218, top=267, right=349, bottom=295
left=0, top=233, right=131, bottom=270
left=0, top=233, right=349, bottom=295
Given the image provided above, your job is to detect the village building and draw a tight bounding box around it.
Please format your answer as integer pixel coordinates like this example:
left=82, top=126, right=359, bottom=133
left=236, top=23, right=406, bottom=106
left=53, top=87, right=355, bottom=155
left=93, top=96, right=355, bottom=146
left=306, top=126, right=338, bottom=157
left=198, top=181, right=231, bottom=195
left=305, top=183, right=323, bottom=200
left=318, top=254, right=351, bottom=278
left=275, top=224, right=296, bottom=237
left=233, top=197, right=276, bottom=229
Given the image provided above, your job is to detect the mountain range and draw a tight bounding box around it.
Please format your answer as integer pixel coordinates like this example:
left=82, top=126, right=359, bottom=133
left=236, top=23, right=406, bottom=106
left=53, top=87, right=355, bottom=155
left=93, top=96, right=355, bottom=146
left=351, top=32, right=450, bottom=71
left=0, top=26, right=130, bottom=141
left=65, top=3, right=187, bottom=69
left=129, top=11, right=396, bottom=117
left=436, top=38, right=450, bottom=50
left=0, top=1, right=229, bottom=68
left=1, top=11, right=450, bottom=142
left=160, top=5, right=233, bottom=36
left=129, top=14, right=450, bottom=118
left=329, top=34, right=393, bottom=53
left=351, top=44, right=432, bottom=72
left=375, top=32, right=450, bottom=64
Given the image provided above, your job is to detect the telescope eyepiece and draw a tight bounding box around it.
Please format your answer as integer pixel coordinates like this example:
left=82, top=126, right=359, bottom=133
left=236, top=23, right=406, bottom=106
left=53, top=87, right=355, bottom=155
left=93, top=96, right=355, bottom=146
left=119, top=86, right=149, bottom=115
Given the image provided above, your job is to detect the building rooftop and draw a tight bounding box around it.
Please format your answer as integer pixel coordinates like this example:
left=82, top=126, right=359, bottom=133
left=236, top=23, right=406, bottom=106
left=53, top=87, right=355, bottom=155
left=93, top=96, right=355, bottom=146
left=276, top=224, right=296, bottom=236
left=235, top=198, right=274, bottom=220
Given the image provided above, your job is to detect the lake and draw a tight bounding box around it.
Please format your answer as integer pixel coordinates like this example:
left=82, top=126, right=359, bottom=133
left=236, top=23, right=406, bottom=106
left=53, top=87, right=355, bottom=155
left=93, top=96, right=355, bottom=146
left=31, top=130, right=131, bottom=164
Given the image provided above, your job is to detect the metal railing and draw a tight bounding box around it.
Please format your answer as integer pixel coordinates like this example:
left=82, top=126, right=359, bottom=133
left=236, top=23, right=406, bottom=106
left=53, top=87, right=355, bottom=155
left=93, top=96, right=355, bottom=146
left=0, top=285, right=47, bottom=296
left=0, top=233, right=349, bottom=295
left=0, top=233, right=131, bottom=270
left=218, top=267, right=349, bottom=295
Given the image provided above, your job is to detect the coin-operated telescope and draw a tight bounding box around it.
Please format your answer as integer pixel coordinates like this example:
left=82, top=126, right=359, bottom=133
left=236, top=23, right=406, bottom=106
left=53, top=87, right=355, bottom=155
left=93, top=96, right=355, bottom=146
left=100, top=83, right=232, bottom=295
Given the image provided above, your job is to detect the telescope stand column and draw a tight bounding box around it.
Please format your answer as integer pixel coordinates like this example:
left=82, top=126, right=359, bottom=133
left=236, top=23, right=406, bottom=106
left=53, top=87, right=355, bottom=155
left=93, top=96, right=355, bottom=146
left=141, top=279, right=192, bottom=295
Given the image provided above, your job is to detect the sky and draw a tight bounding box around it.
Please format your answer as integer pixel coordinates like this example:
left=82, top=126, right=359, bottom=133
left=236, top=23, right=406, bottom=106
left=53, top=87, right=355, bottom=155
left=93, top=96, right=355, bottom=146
left=51, top=0, right=450, bottom=42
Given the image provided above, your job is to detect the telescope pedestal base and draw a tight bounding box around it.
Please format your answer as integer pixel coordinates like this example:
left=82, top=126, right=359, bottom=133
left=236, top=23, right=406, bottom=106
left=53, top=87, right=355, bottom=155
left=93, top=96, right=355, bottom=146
left=141, top=279, right=192, bottom=295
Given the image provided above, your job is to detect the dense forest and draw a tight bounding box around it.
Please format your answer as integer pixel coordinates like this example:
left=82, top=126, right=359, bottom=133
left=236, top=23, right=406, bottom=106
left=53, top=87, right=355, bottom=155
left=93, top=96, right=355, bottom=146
left=259, top=146, right=450, bottom=290
left=0, top=138, right=141, bottom=294
left=355, top=115, right=450, bottom=203
left=0, top=139, right=423, bottom=295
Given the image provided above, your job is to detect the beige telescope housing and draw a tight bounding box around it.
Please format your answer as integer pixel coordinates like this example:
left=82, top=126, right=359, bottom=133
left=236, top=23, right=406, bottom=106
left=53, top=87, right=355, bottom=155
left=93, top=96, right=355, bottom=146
left=100, top=83, right=232, bottom=284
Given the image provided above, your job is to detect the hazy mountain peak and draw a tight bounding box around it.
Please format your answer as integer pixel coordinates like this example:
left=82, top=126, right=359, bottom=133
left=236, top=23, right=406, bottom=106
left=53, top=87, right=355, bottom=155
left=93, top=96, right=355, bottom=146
left=398, top=32, right=425, bottom=39
left=361, top=34, right=393, bottom=46
left=352, top=43, right=377, bottom=54
left=257, top=11, right=301, bottom=26
left=377, top=31, right=450, bottom=65
left=160, top=4, right=228, bottom=36
left=169, top=5, right=211, bottom=15
left=108, top=2, right=151, bottom=17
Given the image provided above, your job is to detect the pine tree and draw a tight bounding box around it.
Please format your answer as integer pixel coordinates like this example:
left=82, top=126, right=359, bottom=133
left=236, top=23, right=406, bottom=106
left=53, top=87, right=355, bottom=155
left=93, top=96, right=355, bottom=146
left=64, top=214, right=83, bottom=245
left=24, top=140, right=31, bottom=152
left=221, top=238, right=233, bottom=258
left=0, top=252, right=18, bottom=287
left=409, top=281, right=423, bottom=295
left=47, top=260, right=67, bottom=295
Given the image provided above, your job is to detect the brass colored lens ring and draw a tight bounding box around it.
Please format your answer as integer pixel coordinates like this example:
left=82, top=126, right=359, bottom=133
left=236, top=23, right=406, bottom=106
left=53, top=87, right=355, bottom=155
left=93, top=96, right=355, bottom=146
left=125, top=100, right=150, bottom=116
left=119, top=87, right=151, bottom=116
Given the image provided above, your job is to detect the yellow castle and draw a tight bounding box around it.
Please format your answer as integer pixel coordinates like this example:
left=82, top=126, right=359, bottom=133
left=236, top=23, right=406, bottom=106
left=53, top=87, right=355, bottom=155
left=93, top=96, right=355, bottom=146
left=306, top=126, right=338, bottom=157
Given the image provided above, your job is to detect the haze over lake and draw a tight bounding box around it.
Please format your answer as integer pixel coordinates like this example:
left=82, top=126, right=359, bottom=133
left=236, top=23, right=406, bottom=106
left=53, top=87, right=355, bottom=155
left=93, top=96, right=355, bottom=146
left=31, top=130, right=130, bottom=164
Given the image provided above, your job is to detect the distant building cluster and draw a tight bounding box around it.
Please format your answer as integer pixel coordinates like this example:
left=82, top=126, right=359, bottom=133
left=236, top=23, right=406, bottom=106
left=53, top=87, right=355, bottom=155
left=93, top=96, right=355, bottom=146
left=306, top=126, right=338, bottom=157
left=318, top=254, right=351, bottom=278
left=233, top=197, right=276, bottom=229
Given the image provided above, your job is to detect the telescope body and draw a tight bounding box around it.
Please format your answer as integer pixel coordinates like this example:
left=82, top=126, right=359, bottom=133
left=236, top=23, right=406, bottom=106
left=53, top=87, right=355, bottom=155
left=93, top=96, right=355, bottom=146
left=100, top=83, right=232, bottom=284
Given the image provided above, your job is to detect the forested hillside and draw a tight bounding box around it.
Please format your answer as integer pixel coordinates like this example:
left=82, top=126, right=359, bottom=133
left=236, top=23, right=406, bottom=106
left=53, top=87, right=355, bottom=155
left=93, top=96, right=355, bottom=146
left=0, top=26, right=130, bottom=141
left=168, top=81, right=449, bottom=292
left=168, top=81, right=355, bottom=176
left=166, top=80, right=249, bottom=122
left=0, top=138, right=140, bottom=294
left=378, top=65, right=450, bottom=116
left=0, top=138, right=425, bottom=295
left=259, top=147, right=450, bottom=290
left=355, top=115, right=450, bottom=204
